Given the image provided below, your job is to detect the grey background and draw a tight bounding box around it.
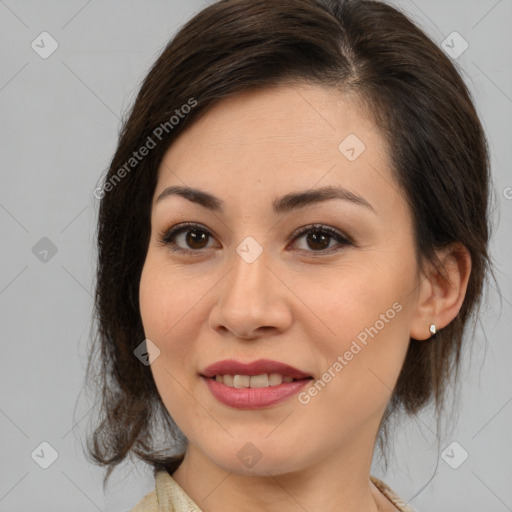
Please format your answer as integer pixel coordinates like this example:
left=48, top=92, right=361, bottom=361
left=0, top=0, right=510, bottom=511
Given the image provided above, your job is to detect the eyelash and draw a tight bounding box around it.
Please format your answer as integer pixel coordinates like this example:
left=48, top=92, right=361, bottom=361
left=156, top=222, right=353, bottom=256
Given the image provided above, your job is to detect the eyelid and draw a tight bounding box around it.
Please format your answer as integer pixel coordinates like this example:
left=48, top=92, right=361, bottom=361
left=290, top=223, right=354, bottom=246
left=157, top=222, right=353, bottom=254
left=156, top=222, right=219, bottom=251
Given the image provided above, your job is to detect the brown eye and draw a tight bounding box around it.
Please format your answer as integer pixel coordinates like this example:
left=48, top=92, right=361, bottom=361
left=304, top=230, right=331, bottom=251
left=158, top=222, right=352, bottom=256
left=159, top=223, right=217, bottom=253
left=183, top=228, right=209, bottom=249
left=292, top=224, right=352, bottom=254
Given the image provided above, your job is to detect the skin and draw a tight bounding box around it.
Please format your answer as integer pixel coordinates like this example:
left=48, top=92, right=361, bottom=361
left=138, top=83, right=471, bottom=512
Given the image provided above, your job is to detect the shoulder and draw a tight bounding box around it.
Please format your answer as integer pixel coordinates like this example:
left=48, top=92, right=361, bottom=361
left=370, top=476, right=417, bottom=512
left=129, top=470, right=203, bottom=512
left=130, top=471, right=417, bottom=512
left=129, top=488, right=158, bottom=512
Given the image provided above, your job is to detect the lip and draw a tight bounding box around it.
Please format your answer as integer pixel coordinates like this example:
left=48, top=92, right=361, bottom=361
left=201, top=376, right=312, bottom=409
left=200, top=359, right=313, bottom=409
left=200, top=359, right=311, bottom=379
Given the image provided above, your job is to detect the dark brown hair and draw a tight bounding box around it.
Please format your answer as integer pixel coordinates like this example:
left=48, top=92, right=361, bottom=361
left=84, top=0, right=498, bottom=487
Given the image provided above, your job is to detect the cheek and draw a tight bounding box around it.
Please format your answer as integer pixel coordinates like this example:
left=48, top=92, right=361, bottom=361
left=296, top=309, right=410, bottom=441
left=139, top=257, right=166, bottom=336
left=294, top=260, right=413, bottom=410
left=139, top=255, right=201, bottom=343
left=139, top=254, right=208, bottom=406
left=293, top=258, right=409, bottom=345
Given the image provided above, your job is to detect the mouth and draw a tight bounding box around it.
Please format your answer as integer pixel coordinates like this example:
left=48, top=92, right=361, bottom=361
left=205, top=373, right=313, bottom=388
left=199, top=359, right=313, bottom=408
left=200, top=358, right=313, bottom=381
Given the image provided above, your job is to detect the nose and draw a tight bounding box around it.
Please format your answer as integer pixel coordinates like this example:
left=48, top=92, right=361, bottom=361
left=209, top=245, right=292, bottom=340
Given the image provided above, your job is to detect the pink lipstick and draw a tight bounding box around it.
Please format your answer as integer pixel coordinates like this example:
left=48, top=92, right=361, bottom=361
left=200, top=359, right=313, bottom=409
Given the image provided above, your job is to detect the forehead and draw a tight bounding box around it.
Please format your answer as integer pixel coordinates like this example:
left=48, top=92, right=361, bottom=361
left=155, top=84, right=400, bottom=218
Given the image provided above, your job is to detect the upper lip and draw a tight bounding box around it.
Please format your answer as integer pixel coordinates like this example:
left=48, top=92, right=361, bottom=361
left=201, top=359, right=312, bottom=379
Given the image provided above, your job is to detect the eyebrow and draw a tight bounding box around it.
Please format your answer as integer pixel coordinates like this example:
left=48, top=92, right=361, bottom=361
left=155, top=185, right=376, bottom=214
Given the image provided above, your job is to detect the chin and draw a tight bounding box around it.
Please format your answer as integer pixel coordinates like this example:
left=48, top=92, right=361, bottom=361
left=202, top=440, right=308, bottom=477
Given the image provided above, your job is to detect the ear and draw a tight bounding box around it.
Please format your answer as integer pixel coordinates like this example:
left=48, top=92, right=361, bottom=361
left=409, top=242, right=472, bottom=341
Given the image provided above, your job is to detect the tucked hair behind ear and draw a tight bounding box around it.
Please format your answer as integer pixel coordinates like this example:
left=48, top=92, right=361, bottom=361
left=84, top=0, right=498, bottom=487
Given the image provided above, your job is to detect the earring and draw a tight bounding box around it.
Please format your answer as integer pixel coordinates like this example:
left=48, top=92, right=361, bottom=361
left=429, top=324, right=436, bottom=335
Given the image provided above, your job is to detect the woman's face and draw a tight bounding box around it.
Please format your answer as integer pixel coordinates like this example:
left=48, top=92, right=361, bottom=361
left=139, top=84, right=427, bottom=475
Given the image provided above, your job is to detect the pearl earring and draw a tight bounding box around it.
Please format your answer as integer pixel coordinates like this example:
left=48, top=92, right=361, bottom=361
left=429, top=324, right=436, bottom=335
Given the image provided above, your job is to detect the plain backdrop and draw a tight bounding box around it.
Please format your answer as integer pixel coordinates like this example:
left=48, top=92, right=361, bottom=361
left=0, top=0, right=511, bottom=511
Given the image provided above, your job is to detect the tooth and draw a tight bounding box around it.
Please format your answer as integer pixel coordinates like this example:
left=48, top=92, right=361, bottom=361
left=233, top=375, right=250, bottom=388
left=216, top=374, right=295, bottom=388
left=268, top=373, right=283, bottom=386
left=249, top=374, right=269, bottom=388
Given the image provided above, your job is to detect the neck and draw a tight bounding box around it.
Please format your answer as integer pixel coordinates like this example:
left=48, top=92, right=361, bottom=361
left=171, top=424, right=385, bottom=512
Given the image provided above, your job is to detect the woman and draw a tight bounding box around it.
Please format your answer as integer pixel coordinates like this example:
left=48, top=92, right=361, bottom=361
left=86, top=0, right=496, bottom=510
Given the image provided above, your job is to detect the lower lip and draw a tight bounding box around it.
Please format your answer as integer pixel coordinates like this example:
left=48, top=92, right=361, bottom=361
left=202, top=376, right=312, bottom=409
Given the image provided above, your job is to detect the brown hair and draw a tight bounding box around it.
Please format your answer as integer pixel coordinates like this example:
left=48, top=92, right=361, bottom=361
left=84, top=0, right=498, bottom=487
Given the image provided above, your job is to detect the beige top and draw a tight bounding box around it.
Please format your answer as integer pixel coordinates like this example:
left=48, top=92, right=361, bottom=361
left=130, top=470, right=417, bottom=511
